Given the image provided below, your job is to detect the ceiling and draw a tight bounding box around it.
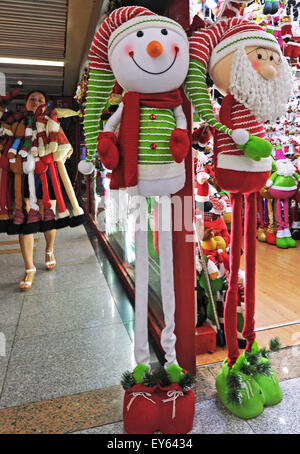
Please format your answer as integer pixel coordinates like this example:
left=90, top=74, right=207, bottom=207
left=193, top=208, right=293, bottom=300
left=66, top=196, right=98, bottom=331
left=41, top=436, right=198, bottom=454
left=0, top=0, right=104, bottom=97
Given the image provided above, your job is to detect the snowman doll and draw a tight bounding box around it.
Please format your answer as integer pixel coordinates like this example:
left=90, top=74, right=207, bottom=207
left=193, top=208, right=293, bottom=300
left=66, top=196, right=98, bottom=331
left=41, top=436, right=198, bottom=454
left=79, top=6, right=194, bottom=434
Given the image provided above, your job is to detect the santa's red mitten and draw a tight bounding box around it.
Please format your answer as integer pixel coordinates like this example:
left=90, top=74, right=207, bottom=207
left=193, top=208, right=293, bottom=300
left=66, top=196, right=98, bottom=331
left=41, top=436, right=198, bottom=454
left=97, top=131, right=119, bottom=170
left=169, top=128, right=190, bottom=163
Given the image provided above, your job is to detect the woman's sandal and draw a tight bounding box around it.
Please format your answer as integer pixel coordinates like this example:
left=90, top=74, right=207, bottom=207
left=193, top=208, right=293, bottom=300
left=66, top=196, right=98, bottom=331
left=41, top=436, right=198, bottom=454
left=45, top=250, right=56, bottom=270
left=19, top=268, right=36, bottom=291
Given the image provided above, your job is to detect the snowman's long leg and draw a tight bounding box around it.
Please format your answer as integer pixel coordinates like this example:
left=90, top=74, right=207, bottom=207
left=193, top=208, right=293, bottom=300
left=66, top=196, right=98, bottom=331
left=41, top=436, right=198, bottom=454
left=134, top=196, right=150, bottom=368
left=158, top=195, right=178, bottom=368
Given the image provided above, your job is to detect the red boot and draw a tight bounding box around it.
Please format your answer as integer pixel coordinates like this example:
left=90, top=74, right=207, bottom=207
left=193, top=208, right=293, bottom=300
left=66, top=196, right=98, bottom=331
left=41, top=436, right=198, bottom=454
left=123, top=384, right=160, bottom=434
left=158, top=383, right=195, bottom=434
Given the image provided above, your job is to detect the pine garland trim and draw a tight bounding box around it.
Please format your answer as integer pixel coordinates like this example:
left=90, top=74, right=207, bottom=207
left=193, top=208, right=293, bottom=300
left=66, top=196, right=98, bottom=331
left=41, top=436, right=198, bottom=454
left=269, top=337, right=281, bottom=352
left=121, top=370, right=136, bottom=390
left=120, top=366, right=195, bottom=390
left=226, top=373, right=243, bottom=406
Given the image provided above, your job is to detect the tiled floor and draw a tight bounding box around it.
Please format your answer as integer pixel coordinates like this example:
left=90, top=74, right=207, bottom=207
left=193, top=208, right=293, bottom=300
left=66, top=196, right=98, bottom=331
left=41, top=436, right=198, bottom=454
left=0, top=223, right=300, bottom=434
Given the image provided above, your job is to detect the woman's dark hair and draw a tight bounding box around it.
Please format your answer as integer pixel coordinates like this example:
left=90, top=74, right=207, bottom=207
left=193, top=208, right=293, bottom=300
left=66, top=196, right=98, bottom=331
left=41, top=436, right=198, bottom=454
left=25, top=90, right=48, bottom=104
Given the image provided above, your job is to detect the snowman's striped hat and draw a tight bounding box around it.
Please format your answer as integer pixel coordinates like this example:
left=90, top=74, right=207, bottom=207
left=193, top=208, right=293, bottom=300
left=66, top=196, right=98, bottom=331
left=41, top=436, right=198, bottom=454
left=79, top=6, right=187, bottom=174
left=89, top=6, right=156, bottom=72
left=79, top=7, right=155, bottom=173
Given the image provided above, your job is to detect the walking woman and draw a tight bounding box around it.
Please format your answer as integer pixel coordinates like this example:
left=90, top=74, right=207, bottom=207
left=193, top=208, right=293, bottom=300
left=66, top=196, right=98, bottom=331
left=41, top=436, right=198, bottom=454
left=19, top=90, right=56, bottom=290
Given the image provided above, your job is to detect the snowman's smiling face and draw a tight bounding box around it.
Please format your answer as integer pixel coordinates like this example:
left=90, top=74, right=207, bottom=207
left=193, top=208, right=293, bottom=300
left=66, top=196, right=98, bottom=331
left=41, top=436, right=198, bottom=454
left=109, top=25, right=189, bottom=93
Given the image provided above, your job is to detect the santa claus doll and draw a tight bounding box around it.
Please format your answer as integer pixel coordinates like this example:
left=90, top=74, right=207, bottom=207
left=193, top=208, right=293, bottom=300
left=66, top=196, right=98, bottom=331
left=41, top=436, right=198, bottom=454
left=185, top=16, right=293, bottom=418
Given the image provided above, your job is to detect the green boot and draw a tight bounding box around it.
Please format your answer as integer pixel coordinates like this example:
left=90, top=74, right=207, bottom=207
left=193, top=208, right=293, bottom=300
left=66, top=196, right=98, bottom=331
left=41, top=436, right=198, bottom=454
left=246, top=341, right=282, bottom=406
left=276, top=237, right=288, bottom=249
left=283, top=229, right=296, bottom=248
left=215, top=354, right=265, bottom=419
left=285, top=236, right=296, bottom=248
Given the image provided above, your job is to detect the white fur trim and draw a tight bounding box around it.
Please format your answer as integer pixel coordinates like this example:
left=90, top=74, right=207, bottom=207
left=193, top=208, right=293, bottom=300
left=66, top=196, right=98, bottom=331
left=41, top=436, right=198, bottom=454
left=72, top=207, right=84, bottom=217
left=276, top=229, right=286, bottom=238
left=283, top=228, right=292, bottom=237
left=108, top=15, right=188, bottom=61
left=197, top=171, right=210, bottom=183
left=209, top=31, right=280, bottom=73
left=271, top=184, right=297, bottom=191
left=19, top=149, right=28, bottom=158
left=46, top=118, right=60, bottom=134
left=217, top=154, right=272, bottom=172
left=195, top=194, right=209, bottom=202
left=207, top=259, right=218, bottom=275
left=58, top=209, right=70, bottom=219
left=3, top=128, right=13, bottom=136
left=231, top=129, right=249, bottom=145
left=265, top=179, right=273, bottom=188
left=78, top=160, right=94, bottom=175
left=8, top=148, right=17, bottom=155
left=25, top=127, right=32, bottom=136
left=137, top=162, right=184, bottom=180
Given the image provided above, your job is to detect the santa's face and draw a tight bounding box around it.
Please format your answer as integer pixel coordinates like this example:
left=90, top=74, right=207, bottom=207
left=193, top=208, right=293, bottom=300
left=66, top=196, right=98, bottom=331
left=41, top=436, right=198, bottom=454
left=211, top=45, right=292, bottom=122
left=276, top=159, right=296, bottom=177
left=228, top=46, right=293, bottom=122
left=109, top=26, right=189, bottom=93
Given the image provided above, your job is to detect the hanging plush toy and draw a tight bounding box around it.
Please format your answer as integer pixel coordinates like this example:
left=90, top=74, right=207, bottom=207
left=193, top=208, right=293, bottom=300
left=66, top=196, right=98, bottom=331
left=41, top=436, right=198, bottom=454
left=281, top=16, right=300, bottom=65
left=80, top=6, right=194, bottom=434
left=205, top=190, right=231, bottom=247
left=266, top=147, right=300, bottom=248
left=0, top=84, right=23, bottom=232
left=185, top=16, right=293, bottom=418
left=195, top=150, right=213, bottom=212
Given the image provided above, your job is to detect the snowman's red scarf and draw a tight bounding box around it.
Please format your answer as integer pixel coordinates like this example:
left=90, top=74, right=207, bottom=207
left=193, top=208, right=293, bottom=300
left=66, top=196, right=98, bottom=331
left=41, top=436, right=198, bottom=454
left=110, top=89, right=183, bottom=190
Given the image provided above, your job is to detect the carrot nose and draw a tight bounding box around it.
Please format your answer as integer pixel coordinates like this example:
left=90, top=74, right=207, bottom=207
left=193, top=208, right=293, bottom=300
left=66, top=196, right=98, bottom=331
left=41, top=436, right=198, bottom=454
left=147, top=40, right=163, bottom=58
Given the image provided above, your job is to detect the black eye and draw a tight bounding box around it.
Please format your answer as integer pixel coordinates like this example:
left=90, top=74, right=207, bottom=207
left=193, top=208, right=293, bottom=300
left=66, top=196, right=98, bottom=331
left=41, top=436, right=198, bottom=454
left=137, top=31, right=144, bottom=37
left=270, top=55, right=273, bottom=61
left=257, top=54, right=262, bottom=59
left=161, top=29, right=168, bottom=35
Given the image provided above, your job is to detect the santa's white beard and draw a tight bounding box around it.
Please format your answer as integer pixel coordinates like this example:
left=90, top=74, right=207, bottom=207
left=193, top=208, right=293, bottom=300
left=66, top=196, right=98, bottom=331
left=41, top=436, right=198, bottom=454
left=229, top=47, right=293, bottom=122
left=276, top=159, right=296, bottom=177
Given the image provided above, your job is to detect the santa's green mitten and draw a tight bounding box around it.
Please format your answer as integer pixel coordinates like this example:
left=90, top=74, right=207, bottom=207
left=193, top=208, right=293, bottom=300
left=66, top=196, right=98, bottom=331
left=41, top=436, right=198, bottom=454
left=232, top=129, right=272, bottom=161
